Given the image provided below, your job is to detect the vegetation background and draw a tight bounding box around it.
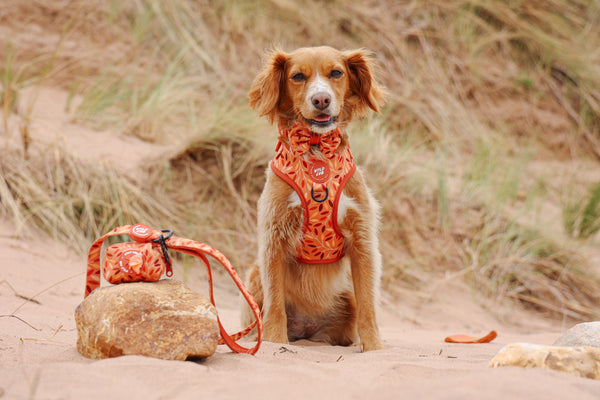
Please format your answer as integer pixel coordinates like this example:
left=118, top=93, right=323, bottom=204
left=1, top=0, right=600, bottom=323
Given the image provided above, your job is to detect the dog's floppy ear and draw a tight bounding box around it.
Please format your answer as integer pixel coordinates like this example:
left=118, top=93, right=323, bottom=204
left=344, top=49, right=385, bottom=117
left=248, top=50, right=289, bottom=124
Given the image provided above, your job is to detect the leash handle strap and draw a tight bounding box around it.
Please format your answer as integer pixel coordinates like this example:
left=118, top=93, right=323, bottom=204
left=85, top=224, right=263, bottom=355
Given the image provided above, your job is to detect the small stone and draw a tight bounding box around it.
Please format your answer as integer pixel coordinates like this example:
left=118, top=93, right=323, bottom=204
left=489, top=343, right=600, bottom=380
left=554, top=322, right=600, bottom=348
left=75, top=279, right=219, bottom=360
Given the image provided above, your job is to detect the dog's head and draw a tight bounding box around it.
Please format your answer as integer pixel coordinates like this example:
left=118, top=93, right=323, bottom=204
left=249, top=46, right=385, bottom=133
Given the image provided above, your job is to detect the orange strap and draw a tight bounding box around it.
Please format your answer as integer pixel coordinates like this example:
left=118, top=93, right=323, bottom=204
left=85, top=224, right=263, bottom=355
left=444, top=330, right=497, bottom=343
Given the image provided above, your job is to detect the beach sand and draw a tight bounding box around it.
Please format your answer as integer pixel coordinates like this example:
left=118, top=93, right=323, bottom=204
left=2, top=222, right=600, bottom=400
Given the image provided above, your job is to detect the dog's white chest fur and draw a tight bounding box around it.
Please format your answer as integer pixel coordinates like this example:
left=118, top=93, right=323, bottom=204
left=287, top=191, right=357, bottom=226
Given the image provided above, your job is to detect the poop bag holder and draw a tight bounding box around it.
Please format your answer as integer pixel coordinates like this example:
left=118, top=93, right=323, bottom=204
left=84, top=224, right=263, bottom=355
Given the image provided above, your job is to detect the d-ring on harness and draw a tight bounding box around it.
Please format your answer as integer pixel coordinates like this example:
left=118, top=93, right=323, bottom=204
left=311, top=187, right=329, bottom=203
left=84, top=224, right=263, bottom=355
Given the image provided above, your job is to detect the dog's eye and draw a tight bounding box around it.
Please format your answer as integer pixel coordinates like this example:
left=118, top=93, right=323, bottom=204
left=329, top=70, right=343, bottom=78
left=291, top=72, right=306, bottom=82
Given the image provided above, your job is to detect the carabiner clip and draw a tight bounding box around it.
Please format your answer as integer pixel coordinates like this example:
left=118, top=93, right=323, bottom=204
left=153, top=229, right=174, bottom=276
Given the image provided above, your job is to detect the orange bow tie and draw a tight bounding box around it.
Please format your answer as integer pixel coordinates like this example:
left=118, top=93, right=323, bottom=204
left=284, top=124, right=342, bottom=158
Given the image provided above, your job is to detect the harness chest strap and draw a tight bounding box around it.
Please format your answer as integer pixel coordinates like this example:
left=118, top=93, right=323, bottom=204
left=85, top=225, right=263, bottom=355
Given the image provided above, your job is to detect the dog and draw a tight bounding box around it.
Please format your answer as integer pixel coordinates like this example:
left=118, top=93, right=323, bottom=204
left=241, top=46, right=385, bottom=351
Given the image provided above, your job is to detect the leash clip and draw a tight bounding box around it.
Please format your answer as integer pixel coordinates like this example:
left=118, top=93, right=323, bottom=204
left=153, top=229, right=174, bottom=276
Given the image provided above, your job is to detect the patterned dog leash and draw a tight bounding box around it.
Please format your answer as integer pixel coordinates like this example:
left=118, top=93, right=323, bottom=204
left=85, top=224, right=263, bottom=355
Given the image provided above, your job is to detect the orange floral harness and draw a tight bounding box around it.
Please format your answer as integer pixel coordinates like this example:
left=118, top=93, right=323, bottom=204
left=271, top=124, right=356, bottom=264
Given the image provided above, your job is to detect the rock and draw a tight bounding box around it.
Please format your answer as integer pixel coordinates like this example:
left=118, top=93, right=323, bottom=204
left=489, top=343, right=600, bottom=380
left=75, top=279, right=219, bottom=361
left=554, top=322, right=600, bottom=348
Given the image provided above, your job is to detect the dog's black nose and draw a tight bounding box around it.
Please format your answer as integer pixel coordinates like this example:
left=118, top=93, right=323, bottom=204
left=311, top=92, right=331, bottom=110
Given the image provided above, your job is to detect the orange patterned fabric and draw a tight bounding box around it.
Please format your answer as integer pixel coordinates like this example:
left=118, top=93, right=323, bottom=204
left=271, top=124, right=356, bottom=264
left=84, top=224, right=263, bottom=355
left=288, top=124, right=342, bottom=158
left=102, top=242, right=167, bottom=284
left=86, top=225, right=133, bottom=297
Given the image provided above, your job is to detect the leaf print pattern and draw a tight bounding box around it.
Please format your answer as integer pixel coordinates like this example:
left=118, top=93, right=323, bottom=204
left=271, top=126, right=356, bottom=264
left=102, top=242, right=167, bottom=284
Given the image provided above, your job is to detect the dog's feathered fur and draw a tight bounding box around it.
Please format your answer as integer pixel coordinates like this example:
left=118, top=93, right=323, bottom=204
left=241, top=46, right=385, bottom=351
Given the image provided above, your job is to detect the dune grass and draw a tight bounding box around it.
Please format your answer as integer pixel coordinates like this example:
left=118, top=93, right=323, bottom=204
left=0, top=149, right=181, bottom=251
left=563, top=181, right=600, bottom=239
left=1, top=0, right=600, bottom=321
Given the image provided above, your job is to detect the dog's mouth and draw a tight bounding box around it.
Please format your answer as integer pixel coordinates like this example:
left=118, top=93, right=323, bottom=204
left=303, top=114, right=338, bottom=126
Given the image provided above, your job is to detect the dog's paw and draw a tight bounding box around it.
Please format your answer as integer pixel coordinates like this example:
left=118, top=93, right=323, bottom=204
left=263, top=315, right=289, bottom=344
left=360, top=338, right=384, bottom=352
left=264, top=332, right=289, bottom=344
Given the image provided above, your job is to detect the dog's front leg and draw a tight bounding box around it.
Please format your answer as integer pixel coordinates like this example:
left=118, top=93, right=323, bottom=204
left=259, top=238, right=289, bottom=344
left=345, top=199, right=384, bottom=352
left=257, top=175, right=300, bottom=344
left=347, top=220, right=383, bottom=351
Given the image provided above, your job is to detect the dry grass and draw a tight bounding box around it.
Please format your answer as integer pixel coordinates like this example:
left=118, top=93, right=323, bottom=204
left=1, top=0, right=600, bottom=321
left=0, top=149, right=180, bottom=251
left=563, top=181, right=600, bottom=239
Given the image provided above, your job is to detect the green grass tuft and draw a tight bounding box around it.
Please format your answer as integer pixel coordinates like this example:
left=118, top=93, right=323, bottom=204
left=563, top=182, right=600, bottom=239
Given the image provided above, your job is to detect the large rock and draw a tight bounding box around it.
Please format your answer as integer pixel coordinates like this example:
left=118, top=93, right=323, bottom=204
left=554, top=322, right=600, bottom=348
left=489, top=343, right=600, bottom=380
left=75, top=279, right=219, bottom=360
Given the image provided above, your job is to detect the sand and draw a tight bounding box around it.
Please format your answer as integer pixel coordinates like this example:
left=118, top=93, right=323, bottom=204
left=2, top=222, right=600, bottom=400
left=2, top=87, right=600, bottom=399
